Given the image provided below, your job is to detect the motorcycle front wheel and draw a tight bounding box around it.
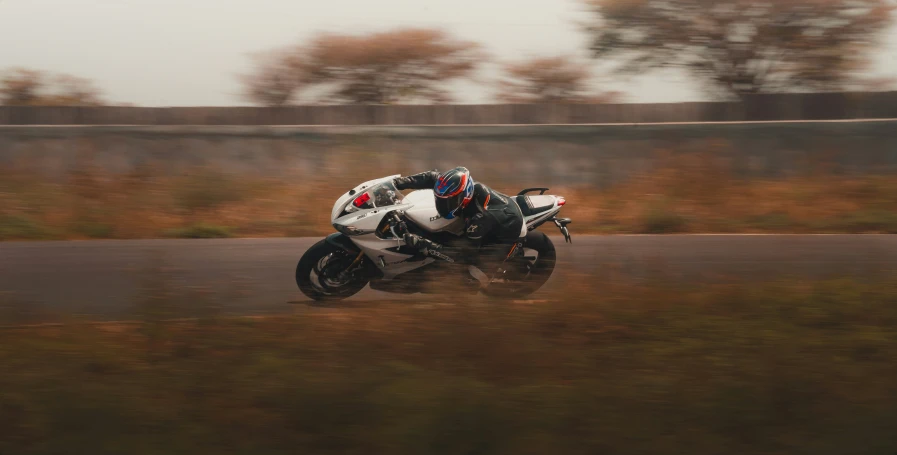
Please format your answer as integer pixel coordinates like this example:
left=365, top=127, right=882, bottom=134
left=295, top=239, right=370, bottom=302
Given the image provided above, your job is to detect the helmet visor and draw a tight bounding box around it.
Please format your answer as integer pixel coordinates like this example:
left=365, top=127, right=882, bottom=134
left=435, top=193, right=464, bottom=219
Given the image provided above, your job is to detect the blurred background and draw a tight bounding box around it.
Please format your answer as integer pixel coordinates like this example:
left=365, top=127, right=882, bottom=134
left=2, top=0, right=897, bottom=454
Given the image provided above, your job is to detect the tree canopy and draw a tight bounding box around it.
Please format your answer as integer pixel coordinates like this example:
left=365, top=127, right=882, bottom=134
left=583, top=0, right=895, bottom=99
left=242, top=28, right=485, bottom=105
left=495, top=56, right=620, bottom=103
left=1, top=68, right=105, bottom=106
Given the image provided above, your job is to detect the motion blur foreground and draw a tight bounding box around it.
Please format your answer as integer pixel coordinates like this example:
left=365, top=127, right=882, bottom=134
left=3, top=0, right=897, bottom=453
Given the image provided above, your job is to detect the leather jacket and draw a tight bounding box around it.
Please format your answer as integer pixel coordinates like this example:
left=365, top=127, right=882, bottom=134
left=394, top=171, right=525, bottom=247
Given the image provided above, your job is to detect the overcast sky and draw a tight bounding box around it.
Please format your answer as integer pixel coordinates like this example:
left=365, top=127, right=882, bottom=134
left=1, top=0, right=895, bottom=106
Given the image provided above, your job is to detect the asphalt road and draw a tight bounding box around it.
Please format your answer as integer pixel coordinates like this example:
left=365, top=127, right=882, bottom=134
left=2, top=235, right=897, bottom=317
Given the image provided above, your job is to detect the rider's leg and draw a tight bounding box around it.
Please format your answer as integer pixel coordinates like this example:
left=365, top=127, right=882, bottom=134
left=475, top=239, right=526, bottom=283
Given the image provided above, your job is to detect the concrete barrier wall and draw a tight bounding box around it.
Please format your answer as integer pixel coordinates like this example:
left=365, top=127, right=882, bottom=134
left=1, top=92, right=897, bottom=125
left=3, top=122, right=896, bottom=189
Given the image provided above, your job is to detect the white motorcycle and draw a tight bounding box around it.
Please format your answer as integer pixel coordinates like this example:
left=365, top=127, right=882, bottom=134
left=295, top=175, right=572, bottom=301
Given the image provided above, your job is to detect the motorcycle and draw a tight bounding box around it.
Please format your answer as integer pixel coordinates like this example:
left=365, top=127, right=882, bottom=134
left=295, top=175, right=572, bottom=301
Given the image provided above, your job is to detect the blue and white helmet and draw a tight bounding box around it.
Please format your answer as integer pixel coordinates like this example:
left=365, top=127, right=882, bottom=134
left=433, top=167, right=474, bottom=220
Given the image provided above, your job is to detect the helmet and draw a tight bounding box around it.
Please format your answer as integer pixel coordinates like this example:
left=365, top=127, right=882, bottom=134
left=433, top=167, right=474, bottom=220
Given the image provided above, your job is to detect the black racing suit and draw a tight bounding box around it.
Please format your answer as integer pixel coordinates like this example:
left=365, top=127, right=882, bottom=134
left=393, top=171, right=526, bottom=280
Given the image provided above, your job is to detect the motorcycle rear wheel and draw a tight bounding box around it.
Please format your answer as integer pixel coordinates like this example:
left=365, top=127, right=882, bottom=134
left=482, top=231, right=556, bottom=299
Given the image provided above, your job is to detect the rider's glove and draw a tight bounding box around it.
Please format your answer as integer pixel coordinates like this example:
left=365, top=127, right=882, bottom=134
left=403, top=233, right=448, bottom=260
left=403, top=232, right=429, bottom=250
left=403, top=231, right=455, bottom=263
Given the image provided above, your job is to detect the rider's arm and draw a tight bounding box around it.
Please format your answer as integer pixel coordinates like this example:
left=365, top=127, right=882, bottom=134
left=464, top=213, right=492, bottom=244
left=462, top=212, right=497, bottom=252
left=393, top=170, right=440, bottom=191
left=436, top=213, right=494, bottom=265
left=402, top=213, right=494, bottom=264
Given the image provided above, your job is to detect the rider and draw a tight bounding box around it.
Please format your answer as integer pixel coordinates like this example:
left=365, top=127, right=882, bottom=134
left=392, top=167, right=527, bottom=280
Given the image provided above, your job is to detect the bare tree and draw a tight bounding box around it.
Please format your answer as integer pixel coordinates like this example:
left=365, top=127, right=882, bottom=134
left=0, top=68, right=45, bottom=105
left=583, top=0, right=895, bottom=99
left=240, top=49, right=304, bottom=106
left=302, top=28, right=485, bottom=104
left=45, top=74, right=105, bottom=106
left=495, top=56, right=621, bottom=103
left=241, top=28, right=485, bottom=105
left=1, top=68, right=105, bottom=106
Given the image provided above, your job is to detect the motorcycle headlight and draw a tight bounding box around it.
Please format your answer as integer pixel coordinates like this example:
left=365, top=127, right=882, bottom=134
left=333, top=224, right=369, bottom=236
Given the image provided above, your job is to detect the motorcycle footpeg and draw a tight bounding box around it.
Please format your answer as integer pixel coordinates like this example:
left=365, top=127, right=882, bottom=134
left=427, top=249, right=455, bottom=263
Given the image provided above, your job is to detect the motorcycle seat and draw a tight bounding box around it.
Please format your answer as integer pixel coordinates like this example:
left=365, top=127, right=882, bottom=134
left=516, top=195, right=555, bottom=217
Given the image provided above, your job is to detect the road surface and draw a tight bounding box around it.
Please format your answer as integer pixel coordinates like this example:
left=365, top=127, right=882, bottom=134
left=2, top=235, right=896, bottom=317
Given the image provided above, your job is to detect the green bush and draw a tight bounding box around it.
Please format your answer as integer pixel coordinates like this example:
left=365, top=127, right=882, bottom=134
left=640, top=200, right=688, bottom=233
left=746, top=212, right=798, bottom=231
left=173, top=171, right=245, bottom=212
left=72, top=221, right=115, bottom=239
left=0, top=215, right=55, bottom=240
left=831, top=210, right=897, bottom=233
left=164, top=223, right=233, bottom=239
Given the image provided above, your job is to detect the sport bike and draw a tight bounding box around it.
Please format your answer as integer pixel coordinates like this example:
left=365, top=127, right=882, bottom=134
left=295, top=175, right=572, bottom=301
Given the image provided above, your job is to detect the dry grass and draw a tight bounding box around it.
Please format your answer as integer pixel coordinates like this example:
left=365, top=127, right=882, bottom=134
left=555, top=151, right=897, bottom=234
left=0, top=165, right=331, bottom=240
left=2, top=272, right=897, bottom=454
left=2, top=152, right=897, bottom=240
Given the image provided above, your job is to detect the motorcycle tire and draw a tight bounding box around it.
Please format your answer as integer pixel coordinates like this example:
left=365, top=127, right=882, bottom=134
left=482, top=231, right=556, bottom=299
left=296, top=239, right=369, bottom=302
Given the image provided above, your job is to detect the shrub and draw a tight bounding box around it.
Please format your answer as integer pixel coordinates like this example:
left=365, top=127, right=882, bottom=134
left=164, top=223, right=233, bottom=239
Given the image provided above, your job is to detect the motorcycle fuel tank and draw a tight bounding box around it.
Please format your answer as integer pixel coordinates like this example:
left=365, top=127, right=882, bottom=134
left=402, top=190, right=464, bottom=235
